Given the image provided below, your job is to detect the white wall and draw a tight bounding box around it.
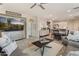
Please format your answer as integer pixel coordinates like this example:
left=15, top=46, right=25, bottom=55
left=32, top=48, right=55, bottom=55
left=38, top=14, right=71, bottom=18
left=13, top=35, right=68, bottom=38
left=22, top=14, right=29, bottom=39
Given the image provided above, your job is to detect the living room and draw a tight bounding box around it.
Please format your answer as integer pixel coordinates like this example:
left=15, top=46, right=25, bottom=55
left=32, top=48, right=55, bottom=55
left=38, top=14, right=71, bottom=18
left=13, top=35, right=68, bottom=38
left=0, top=3, right=79, bottom=56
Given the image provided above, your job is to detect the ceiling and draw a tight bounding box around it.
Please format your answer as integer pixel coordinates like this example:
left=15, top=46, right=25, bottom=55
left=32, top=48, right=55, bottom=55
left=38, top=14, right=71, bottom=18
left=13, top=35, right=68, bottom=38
left=1, top=3, right=79, bottom=20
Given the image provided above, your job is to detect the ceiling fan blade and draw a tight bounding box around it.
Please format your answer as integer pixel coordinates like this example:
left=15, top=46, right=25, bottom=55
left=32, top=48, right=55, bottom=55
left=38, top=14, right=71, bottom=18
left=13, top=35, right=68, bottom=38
left=39, top=5, right=45, bottom=10
left=30, top=3, right=36, bottom=9
left=0, top=3, right=3, bottom=5
left=73, top=7, right=79, bottom=9
left=40, top=3, right=48, bottom=4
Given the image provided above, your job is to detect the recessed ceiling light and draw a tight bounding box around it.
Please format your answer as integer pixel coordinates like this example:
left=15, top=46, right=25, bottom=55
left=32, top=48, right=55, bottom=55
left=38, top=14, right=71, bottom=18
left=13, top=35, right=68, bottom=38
left=67, top=10, right=71, bottom=12
left=52, top=18, right=55, bottom=20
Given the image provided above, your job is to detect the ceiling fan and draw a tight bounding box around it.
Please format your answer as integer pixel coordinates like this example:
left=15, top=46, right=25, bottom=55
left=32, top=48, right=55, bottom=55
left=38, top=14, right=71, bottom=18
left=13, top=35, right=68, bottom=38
left=67, top=6, right=79, bottom=13
left=30, top=3, right=47, bottom=10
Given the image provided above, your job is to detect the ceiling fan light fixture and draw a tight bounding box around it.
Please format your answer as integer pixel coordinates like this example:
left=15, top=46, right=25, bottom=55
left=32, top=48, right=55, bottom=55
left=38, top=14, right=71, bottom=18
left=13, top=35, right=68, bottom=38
left=30, top=3, right=47, bottom=10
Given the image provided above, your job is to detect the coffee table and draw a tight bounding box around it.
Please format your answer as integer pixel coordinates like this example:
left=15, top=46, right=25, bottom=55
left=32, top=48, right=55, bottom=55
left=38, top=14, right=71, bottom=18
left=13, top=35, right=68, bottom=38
left=32, top=38, right=53, bottom=56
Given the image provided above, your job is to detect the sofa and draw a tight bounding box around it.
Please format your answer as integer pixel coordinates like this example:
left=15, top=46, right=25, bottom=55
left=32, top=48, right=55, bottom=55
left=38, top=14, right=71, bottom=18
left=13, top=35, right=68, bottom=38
left=0, top=35, right=17, bottom=56
left=62, top=31, right=79, bottom=48
left=67, top=51, right=79, bottom=56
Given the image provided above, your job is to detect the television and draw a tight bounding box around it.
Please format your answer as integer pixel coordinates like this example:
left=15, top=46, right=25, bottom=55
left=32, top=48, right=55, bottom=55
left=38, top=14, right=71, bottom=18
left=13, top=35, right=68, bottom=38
left=0, top=16, right=24, bottom=31
left=6, top=18, right=24, bottom=31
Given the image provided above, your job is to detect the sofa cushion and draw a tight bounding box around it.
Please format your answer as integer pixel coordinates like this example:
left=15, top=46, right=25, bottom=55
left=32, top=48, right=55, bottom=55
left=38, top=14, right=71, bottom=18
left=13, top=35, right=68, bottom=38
left=0, top=35, right=17, bottom=56
left=0, top=36, right=11, bottom=48
left=2, top=41, right=17, bottom=56
left=67, top=31, right=79, bottom=41
left=67, top=51, right=79, bottom=56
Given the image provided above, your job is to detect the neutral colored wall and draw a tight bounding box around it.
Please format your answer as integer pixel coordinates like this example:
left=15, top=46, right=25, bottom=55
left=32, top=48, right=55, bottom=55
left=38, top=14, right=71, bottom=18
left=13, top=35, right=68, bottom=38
left=38, top=17, right=53, bottom=30
left=67, top=20, right=79, bottom=31
left=53, top=19, right=79, bottom=31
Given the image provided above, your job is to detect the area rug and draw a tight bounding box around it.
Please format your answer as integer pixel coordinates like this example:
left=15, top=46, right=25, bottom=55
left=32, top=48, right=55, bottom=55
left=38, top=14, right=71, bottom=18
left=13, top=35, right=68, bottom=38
left=22, top=41, right=64, bottom=56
